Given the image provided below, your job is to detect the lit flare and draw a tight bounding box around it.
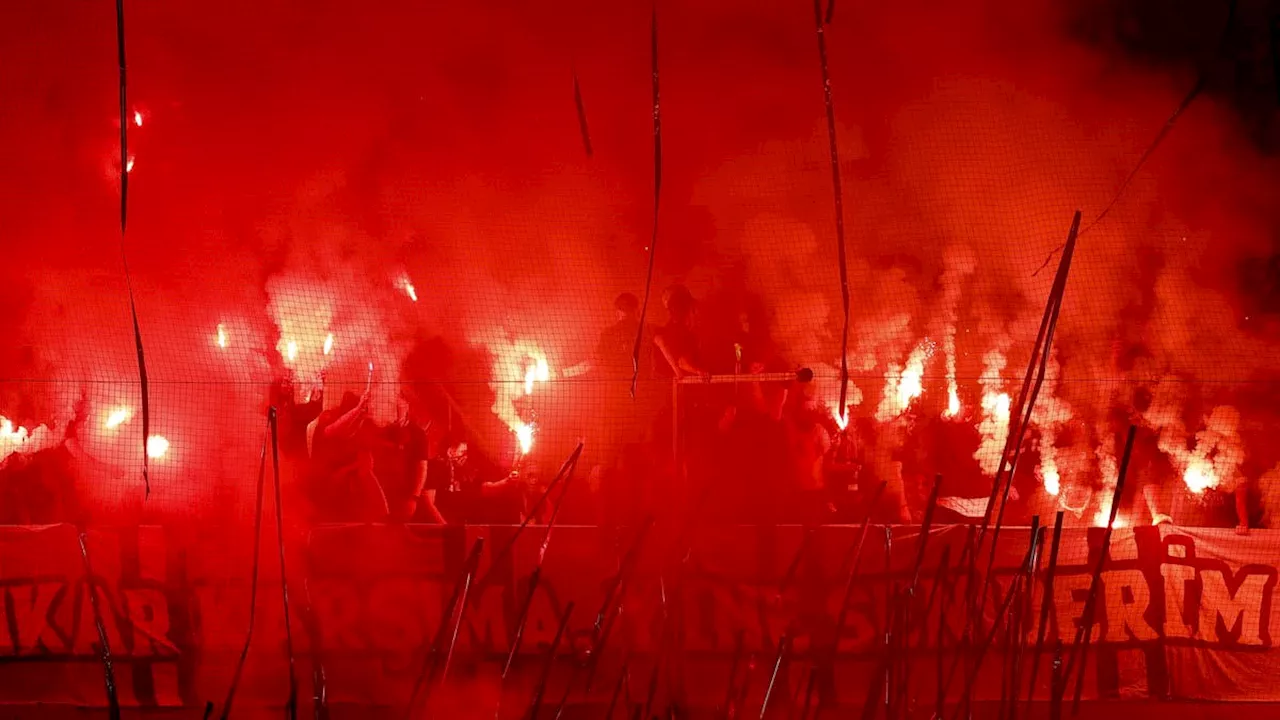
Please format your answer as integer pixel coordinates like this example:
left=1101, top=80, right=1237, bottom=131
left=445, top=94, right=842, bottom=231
left=1183, top=459, right=1217, bottom=494
left=146, top=435, right=169, bottom=459
left=398, top=275, right=418, bottom=302
left=524, top=357, right=550, bottom=395
left=105, top=408, right=131, bottom=429
left=216, top=324, right=228, bottom=348
left=515, top=423, right=535, bottom=455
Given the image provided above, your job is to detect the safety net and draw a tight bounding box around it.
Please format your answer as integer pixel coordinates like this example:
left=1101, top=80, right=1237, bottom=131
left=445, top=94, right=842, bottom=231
left=0, top=0, right=1278, bottom=716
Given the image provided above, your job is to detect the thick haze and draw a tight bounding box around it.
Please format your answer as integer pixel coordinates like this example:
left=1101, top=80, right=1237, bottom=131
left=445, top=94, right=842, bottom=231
left=0, top=0, right=1276, bottom=518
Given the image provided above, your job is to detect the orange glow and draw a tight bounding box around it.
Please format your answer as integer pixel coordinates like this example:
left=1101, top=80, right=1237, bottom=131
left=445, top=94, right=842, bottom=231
left=105, top=407, right=131, bottom=429
left=216, top=324, right=228, bottom=348
left=876, top=341, right=929, bottom=421
left=946, top=388, right=961, bottom=418
left=1183, top=459, right=1217, bottom=494
left=515, top=422, right=535, bottom=455
left=146, top=435, right=169, bottom=459
left=974, top=348, right=1011, bottom=477
left=0, top=416, right=31, bottom=453
left=323, top=334, right=334, bottom=356
left=133, top=110, right=143, bottom=127
left=1043, top=468, right=1060, bottom=497
left=398, top=275, right=418, bottom=302
left=286, top=341, right=298, bottom=362
left=524, top=357, right=550, bottom=395
left=125, top=156, right=135, bottom=173
left=831, top=407, right=849, bottom=430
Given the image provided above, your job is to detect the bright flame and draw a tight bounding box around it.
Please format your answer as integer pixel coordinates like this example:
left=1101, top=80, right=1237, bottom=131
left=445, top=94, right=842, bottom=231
left=125, top=156, right=135, bottom=173
left=831, top=407, right=849, bottom=430
left=1, top=417, right=30, bottom=448
left=524, top=357, right=551, bottom=395
left=216, top=324, right=228, bottom=348
left=323, top=334, right=334, bottom=356
left=943, top=322, right=960, bottom=417
left=133, top=110, right=143, bottom=127
left=1043, top=468, right=1060, bottom=497
left=398, top=275, right=418, bottom=302
left=515, top=423, right=535, bottom=455
left=286, top=341, right=298, bottom=362
left=974, top=349, right=1011, bottom=477
left=146, top=435, right=169, bottom=459
left=876, top=341, right=930, bottom=422
left=1183, top=459, right=1218, bottom=494
left=0, top=416, right=58, bottom=461
left=105, top=408, right=131, bottom=429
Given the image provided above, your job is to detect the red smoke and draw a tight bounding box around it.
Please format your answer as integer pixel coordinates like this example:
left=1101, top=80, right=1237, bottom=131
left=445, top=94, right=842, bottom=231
left=0, top=0, right=1276, bottom=523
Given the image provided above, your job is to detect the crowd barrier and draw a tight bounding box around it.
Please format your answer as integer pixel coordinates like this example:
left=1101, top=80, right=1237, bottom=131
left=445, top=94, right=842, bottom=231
left=0, top=522, right=1273, bottom=711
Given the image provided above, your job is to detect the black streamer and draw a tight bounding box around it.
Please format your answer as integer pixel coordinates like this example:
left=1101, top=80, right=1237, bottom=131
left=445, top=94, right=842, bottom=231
left=630, top=4, right=662, bottom=398
left=813, top=0, right=853, bottom=421
left=115, top=0, right=151, bottom=497
left=572, top=65, right=594, bottom=157
left=78, top=532, right=122, bottom=720
left=268, top=409, right=299, bottom=720
left=217, top=425, right=270, bottom=720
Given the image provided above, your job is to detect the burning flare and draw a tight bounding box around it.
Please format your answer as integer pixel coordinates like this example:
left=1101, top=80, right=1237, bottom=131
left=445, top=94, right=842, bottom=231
left=938, top=245, right=976, bottom=418
left=216, top=324, right=228, bottom=348
left=105, top=407, right=131, bottom=429
left=515, top=423, right=535, bottom=455
left=397, top=275, right=418, bottom=302
left=146, top=435, right=169, bottom=459
left=323, top=333, right=334, bottom=356
left=286, top=341, right=299, bottom=362
left=133, top=110, right=143, bottom=127
left=974, top=349, right=1011, bottom=477
left=524, top=357, right=550, bottom=395
left=875, top=341, right=930, bottom=422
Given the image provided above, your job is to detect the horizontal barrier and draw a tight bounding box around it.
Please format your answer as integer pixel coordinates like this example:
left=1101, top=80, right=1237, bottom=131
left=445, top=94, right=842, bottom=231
left=0, top=523, right=1274, bottom=711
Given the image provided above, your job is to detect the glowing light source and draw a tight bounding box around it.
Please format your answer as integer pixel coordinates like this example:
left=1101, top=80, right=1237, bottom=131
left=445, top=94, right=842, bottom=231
left=1183, top=459, right=1217, bottom=494
left=286, top=341, right=298, bottom=362
left=974, top=349, right=1011, bottom=477
left=398, top=275, right=418, bottom=302
left=524, top=357, right=550, bottom=395
left=832, top=407, right=849, bottom=431
left=946, top=388, right=961, bottom=418
left=125, top=156, right=135, bottom=173
left=0, top=417, right=30, bottom=446
left=133, top=110, right=143, bottom=127
left=105, top=408, right=131, bottom=429
left=216, top=324, right=228, bottom=348
left=323, top=334, right=334, bottom=356
left=1043, top=469, right=1060, bottom=497
left=876, top=342, right=930, bottom=422
left=1093, top=512, right=1127, bottom=529
left=146, top=435, right=169, bottom=459
left=515, top=423, right=535, bottom=455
